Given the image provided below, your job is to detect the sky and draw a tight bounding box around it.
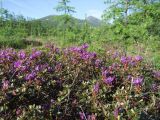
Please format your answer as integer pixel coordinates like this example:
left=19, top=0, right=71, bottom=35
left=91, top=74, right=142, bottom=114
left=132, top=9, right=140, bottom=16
left=2, top=0, right=107, bottom=19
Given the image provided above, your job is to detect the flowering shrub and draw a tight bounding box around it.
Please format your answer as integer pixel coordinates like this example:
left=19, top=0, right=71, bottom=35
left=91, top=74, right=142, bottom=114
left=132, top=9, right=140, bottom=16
left=0, top=44, right=159, bottom=119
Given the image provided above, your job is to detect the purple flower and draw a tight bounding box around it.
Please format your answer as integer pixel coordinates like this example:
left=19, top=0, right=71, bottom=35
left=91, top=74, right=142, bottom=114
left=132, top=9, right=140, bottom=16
left=35, top=51, right=41, bottom=55
left=112, top=52, right=119, bottom=58
left=80, top=52, right=96, bottom=60
left=132, top=77, right=143, bottom=86
left=153, top=70, right=160, bottom=79
left=25, top=72, right=36, bottom=80
left=120, top=56, right=128, bottom=64
left=55, top=48, right=60, bottom=53
left=151, top=83, right=159, bottom=92
left=14, top=60, right=22, bottom=68
left=129, top=61, right=136, bottom=66
left=113, top=108, right=119, bottom=118
left=20, top=66, right=27, bottom=71
left=102, top=69, right=108, bottom=77
left=30, top=51, right=42, bottom=59
left=127, top=75, right=132, bottom=80
left=71, top=58, right=78, bottom=64
left=79, top=112, right=85, bottom=120
left=81, top=43, right=89, bottom=50
left=35, top=65, right=41, bottom=71
left=0, top=49, right=16, bottom=63
left=111, top=63, right=119, bottom=69
left=95, top=59, right=101, bottom=67
left=87, top=114, right=96, bottom=120
left=81, top=53, right=90, bottom=60
left=91, top=52, right=97, bottom=58
left=69, top=47, right=81, bottom=52
left=55, top=63, right=62, bottom=71
left=50, top=99, right=55, bottom=104
left=104, top=76, right=115, bottom=84
left=18, top=51, right=26, bottom=59
left=42, top=103, right=51, bottom=110
left=134, top=55, right=143, bottom=62
left=47, top=66, right=53, bottom=72
left=120, top=56, right=132, bottom=64
left=2, top=80, right=9, bottom=90
left=93, top=82, right=99, bottom=93
left=16, top=108, right=22, bottom=116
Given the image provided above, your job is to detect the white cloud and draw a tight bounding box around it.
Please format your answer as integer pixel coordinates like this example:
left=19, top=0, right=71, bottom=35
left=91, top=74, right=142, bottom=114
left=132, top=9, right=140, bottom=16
left=86, top=9, right=103, bottom=19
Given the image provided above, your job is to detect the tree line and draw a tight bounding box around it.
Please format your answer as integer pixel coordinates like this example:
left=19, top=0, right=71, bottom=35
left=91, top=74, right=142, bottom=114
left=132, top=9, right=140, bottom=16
left=0, top=0, right=159, bottom=49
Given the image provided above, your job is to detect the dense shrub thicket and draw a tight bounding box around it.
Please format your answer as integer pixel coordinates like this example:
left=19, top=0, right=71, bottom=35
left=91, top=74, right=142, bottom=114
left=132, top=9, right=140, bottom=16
left=0, top=44, right=160, bottom=119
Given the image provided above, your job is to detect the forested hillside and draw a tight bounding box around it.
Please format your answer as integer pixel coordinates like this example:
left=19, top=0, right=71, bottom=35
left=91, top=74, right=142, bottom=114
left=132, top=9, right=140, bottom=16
left=39, top=15, right=101, bottom=27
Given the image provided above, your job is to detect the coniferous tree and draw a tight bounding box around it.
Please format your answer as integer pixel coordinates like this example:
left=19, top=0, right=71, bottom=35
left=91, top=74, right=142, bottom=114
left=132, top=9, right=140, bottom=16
left=55, top=0, right=76, bottom=40
left=55, top=0, right=75, bottom=15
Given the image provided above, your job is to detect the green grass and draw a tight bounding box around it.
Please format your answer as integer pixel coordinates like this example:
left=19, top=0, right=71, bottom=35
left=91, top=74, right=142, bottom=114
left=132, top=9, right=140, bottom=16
left=0, top=36, right=27, bottom=49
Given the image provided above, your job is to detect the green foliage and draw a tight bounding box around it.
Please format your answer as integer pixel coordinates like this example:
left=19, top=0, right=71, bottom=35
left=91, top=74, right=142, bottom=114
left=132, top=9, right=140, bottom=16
left=54, top=0, right=76, bottom=41
left=55, top=0, right=76, bottom=15
left=0, top=36, right=26, bottom=49
left=0, top=1, right=159, bottom=67
left=102, top=1, right=160, bottom=65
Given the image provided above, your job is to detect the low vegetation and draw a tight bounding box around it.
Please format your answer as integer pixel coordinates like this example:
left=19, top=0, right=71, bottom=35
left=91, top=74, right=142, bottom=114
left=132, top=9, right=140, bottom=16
left=0, top=44, right=159, bottom=119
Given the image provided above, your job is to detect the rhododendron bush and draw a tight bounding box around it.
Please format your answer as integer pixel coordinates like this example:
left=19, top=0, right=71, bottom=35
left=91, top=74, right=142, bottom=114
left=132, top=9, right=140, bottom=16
left=0, top=44, right=160, bottom=119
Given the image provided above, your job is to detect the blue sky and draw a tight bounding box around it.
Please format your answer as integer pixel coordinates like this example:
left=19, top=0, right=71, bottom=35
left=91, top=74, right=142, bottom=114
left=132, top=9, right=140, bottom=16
left=2, top=0, right=107, bottom=19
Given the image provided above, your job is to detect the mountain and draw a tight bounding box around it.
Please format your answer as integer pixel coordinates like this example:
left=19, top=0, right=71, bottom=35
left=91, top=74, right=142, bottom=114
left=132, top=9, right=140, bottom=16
left=38, top=15, right=101, bottom=27
left=86, top=16, right=101, bottom=26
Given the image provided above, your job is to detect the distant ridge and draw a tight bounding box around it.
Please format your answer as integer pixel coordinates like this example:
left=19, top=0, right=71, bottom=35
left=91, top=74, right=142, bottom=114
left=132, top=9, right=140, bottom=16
left=38, top=15, right=101, bottom=27
left=86, top=16, right=101, bottom=26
